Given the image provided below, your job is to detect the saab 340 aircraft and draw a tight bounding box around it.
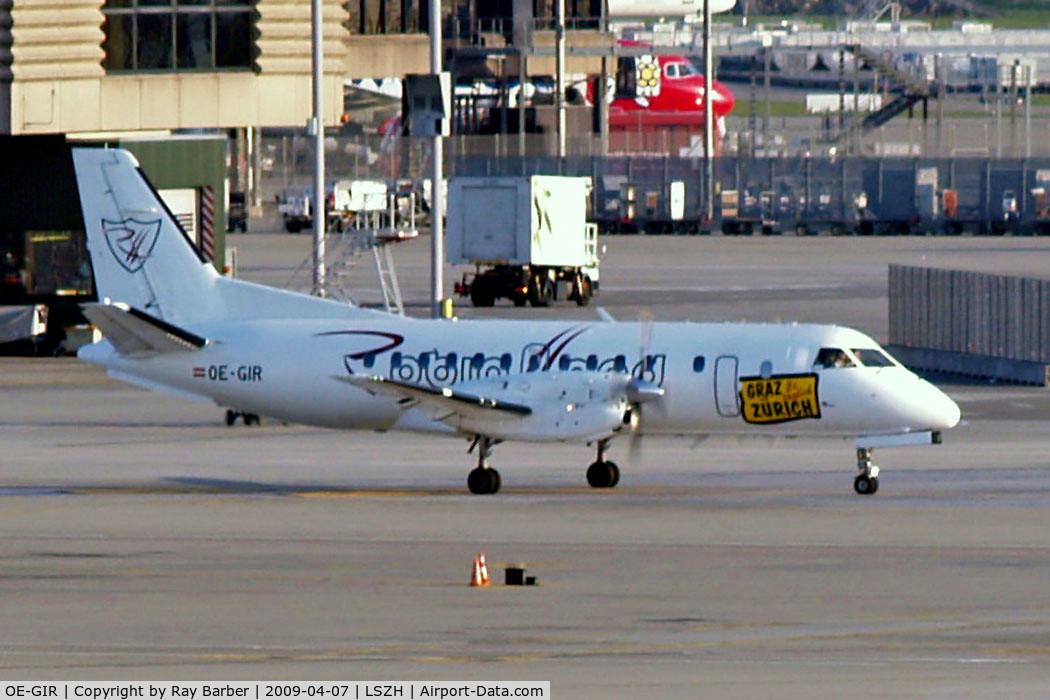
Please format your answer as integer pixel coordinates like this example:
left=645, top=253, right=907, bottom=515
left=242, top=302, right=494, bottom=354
left=73, top=147, right=960, bottom=496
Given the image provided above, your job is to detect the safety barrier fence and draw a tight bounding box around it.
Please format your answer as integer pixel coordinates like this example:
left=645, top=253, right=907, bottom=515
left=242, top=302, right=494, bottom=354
left=260, top=135, right=1050, bottom=234
left=887, top=263, right=1050, bottom=384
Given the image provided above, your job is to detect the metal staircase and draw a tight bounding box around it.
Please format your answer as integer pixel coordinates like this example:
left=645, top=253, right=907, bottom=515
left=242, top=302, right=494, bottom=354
left=860, top=92, right=924, bottom=129
left=370, top=244, right=405, bottom=316
left=287, top=192, right=418, bottom=315
left=830, top=43, right=934, bottom=143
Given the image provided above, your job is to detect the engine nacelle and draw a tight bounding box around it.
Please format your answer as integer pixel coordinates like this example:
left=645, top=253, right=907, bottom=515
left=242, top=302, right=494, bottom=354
left=453, top=372, right=631, bottom=443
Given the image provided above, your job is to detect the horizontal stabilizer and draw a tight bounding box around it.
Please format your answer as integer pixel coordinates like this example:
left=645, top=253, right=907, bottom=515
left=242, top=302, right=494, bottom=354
left=340, top=374, right=532, bottom=422
left=82, top=302, right=207, bottom=357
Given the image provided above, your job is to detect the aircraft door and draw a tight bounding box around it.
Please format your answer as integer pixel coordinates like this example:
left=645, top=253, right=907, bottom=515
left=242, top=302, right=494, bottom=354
left=714, top=355, right=740, bottom=417
left=615, top=57, right=636, bottom=98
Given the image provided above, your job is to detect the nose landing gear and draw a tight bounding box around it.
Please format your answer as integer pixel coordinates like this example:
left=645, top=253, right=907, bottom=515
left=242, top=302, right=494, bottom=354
left=853, top=447, right=880, bottom=495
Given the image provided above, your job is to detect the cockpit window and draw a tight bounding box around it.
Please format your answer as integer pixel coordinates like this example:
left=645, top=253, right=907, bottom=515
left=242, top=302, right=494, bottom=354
left=813, top=347, right=855, bottom=369
left=665, top=62, right=699, bottom=78
left=678, top=61, right=699, bottom=77
left=851, top=348, right=895, bottom=367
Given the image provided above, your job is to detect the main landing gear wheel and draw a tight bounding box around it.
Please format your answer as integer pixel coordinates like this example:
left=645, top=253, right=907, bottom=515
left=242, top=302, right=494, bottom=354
left=586, top=439, right=621, bottom=489
left=468, top=466, right=501, bottom=495
left=853, top=473, right=879, bottom=495
left=466, top=436, right=501, bottom=494
left=586, top=461, right=620, bottom=488
left=225, top=409, right=260, bottom=426
left=853, top=447, right=881, bottom=496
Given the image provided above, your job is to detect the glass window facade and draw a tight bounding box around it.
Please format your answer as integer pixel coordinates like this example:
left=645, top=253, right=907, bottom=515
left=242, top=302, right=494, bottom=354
left=348, top=0, right=427, bottom=34
left=102, top=0, right=255, bottom=72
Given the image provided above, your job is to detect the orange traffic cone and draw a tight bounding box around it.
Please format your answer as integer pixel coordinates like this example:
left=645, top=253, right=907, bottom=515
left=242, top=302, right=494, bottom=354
left=470, top=553, right=490, bottom=587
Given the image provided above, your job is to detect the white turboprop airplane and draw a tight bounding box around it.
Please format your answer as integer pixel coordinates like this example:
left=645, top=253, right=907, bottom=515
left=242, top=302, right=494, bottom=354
left=72, top=147, right=960, bottom=496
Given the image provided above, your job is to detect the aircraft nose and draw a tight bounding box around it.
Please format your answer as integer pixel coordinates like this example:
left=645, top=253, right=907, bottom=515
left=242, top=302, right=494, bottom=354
left=916, top=379, right=961, bottom=431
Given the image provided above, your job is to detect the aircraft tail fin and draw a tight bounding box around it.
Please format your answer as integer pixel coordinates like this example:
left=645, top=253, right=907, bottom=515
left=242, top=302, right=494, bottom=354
left=73, top=146, right=383, bottom=326
left=73, top=147, right=221, bottom=325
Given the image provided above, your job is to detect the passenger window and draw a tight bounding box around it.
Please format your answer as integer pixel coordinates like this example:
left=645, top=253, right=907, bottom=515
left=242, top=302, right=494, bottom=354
left=693, top=355, right=705, bottom=373
left=851, top=348, right=895, bottom=367
left=813, top=347, right=854, bottom=369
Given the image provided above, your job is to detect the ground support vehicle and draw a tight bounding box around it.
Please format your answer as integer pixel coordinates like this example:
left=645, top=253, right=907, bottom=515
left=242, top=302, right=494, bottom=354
left=278, top=189, right=312, bottom=233
left=447, top=176, right=600, bottom=307
left=227, top=191, right=248, bottom=232
left=456, top=255, right=599, bottom=308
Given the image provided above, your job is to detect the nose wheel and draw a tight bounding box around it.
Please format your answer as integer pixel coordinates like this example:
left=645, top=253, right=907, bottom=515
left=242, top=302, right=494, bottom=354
left=467, top=436, right=502, bottom=495
left=854, top=447, right=880, bottom=495
left=586, top=438, right=621, bottom=489
left=586, top=460, right=620, bottom=488
left=468, top=466, right=501, bottom=494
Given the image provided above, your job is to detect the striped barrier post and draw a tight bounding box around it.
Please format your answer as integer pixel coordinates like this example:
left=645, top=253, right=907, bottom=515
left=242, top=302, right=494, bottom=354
left=199, top=185, right=216, bottom=262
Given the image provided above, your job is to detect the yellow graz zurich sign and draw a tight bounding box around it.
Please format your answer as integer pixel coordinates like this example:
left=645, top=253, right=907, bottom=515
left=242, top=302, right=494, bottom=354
left=739, top=373, right=821, bottom=425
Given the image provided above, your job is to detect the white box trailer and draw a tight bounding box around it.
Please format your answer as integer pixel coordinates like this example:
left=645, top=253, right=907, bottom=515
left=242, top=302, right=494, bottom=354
left=334, top=179, right=388, bottom=213
left=329, top=179, right=389, bottom=232
left=448, top=176, right=599, bottom=307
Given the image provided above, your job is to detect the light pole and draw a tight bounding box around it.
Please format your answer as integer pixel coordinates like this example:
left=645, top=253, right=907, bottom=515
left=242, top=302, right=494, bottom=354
left=429, top=0, right=444, bottom=318
left=310, top=0, right=326, bottom=297
left=703, top=0, right=714, bottom=222
left=555, top=0, right=566, bottom=158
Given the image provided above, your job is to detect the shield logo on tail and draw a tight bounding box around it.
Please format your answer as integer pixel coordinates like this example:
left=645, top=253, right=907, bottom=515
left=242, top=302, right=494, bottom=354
left=102, top=218, right=162, bottom=273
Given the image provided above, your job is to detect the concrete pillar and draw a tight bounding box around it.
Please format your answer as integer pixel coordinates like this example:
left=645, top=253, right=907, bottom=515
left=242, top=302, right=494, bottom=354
left=0, top=0, right=12, bottom=135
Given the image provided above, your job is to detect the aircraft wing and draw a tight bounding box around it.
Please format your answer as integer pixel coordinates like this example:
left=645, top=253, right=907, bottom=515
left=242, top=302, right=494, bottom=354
left=81, top=302, right=207, bottom=357
left=340, top=374, right=533, bottom=422
left=343, top=371, right=655, bottom=443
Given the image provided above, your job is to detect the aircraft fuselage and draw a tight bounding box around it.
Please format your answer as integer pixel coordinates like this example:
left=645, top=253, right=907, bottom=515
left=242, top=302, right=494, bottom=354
left=82, top=317, right=959, bottom=441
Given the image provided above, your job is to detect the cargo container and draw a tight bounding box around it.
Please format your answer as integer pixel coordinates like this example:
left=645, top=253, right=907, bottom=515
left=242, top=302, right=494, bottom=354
left=448, top=176, right=600, bottom=307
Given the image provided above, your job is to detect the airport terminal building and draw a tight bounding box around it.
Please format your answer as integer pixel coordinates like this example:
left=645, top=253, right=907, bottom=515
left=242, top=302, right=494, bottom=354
left=0, top=0, right=441, bottom=136
left=0, top=1, right=608, bottom=137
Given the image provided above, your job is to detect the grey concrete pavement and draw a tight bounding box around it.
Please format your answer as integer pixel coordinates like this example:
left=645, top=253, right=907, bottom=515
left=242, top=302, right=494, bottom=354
left=3, top=235, right=1050, bottom=694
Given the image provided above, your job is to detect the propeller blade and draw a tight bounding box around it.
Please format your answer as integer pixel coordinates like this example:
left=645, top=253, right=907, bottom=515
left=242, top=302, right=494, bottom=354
left=638, top=311, right=654, bottom=371
left=627, top=378, right=665, bottom=404
left=629, top=430, right=643, bottom=463
left=628, top=404, right=643, bottom=462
